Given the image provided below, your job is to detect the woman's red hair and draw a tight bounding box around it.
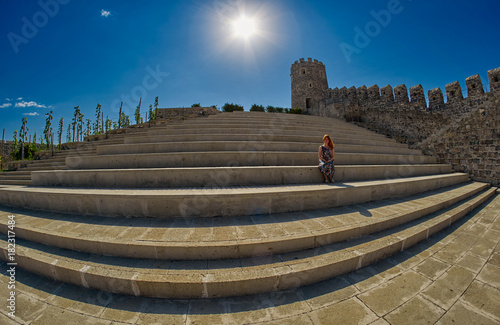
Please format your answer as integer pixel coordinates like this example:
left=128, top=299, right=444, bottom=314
left=323, top=134, right=334, bottom=149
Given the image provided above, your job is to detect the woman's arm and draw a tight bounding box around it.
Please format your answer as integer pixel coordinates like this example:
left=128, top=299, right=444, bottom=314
left=318, top=146, right=324, bottom=162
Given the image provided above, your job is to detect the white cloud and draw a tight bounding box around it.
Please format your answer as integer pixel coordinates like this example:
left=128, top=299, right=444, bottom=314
left=5, top=98, right=11, bottom=101
left=23, top=112, right=40, bottom=116
left=15, top=101, right=48, bottom=108
left=17, top=97, right=23, bottom=100
left=0, top=103, right=12, bottom=108
left=101, top=9, right=111, bottom=17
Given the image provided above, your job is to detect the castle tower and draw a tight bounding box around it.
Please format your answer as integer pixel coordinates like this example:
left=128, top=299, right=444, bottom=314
left=290, top=58, right=328, bottom=114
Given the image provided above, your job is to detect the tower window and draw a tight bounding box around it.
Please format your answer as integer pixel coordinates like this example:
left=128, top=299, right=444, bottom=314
left=301, top=68, right=306, bottom=74
left=306, top=98, right=311, bottom=109
left=309, top=83, right=313, bottom=88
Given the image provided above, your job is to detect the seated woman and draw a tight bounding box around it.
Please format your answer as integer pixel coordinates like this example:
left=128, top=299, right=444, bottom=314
left=318, top=134, right=335, bottom=183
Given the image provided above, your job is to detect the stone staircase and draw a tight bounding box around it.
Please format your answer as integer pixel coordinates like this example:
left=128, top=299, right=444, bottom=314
left=0, top=136, right=126, bottom=186
left=0, top=112, right=497, bottom=307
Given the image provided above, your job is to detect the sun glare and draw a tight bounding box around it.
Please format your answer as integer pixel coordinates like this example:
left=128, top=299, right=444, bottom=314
left=234, top=17, right=256, bottom=37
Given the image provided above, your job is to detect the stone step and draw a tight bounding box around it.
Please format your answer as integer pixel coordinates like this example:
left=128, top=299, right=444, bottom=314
left=0, top=173, right=469, bottom=218
left=32, top=164, right=453, bottom=188
left=97, top=141, right=421, bottom=156
left=159, top=119, right=382, bottom=135
left=0, top=185, right=493, bottom=298
left=17, top=166, right=66, bottom=172
left=0, top=182, right=489, bottom=261
left=66, top=151, right=436, bottom=169
left=2, top=191, right=499, bottom=323
left=0, top=174, right=31, bottom=180
left=123, top=133, right=408, bottom=148
left=146, top=126, right=391, bottom=141
left=0, top=180, right=31, bottom=186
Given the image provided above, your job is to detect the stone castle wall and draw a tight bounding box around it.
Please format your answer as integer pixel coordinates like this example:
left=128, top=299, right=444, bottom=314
left=292, top=59, right=500, bottom=185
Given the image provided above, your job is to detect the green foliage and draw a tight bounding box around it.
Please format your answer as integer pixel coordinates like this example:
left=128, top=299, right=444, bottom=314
left=57, top=118, right=64, bottom=149
left=265, top=105, right=276, bottom=113
left=85, top=119, right=92, bottom=137
left=222, top=103, right=244, bottom=112
left=94, top=103, right=102, bottom=134
left=148, top=104, right=155, bottom=121
left=20, top=117, right=29, bottom=159
left=66, top=124, right=71, bottom=143
left=154, top=97, right=159, bottom=120
left=191, top=103, right=201, bottom=107
left=105, top=117, right=113, bottom=132
left=210, top=105, right=217, bottom=109
left=288, top=108, right=302, bottom=114
left=119, top=112, right=130, bottom=128
left=134, top=99, right=143, bottom=125
left=250, top=104, right=265, bottom=112
left=10, top=131, right=18, bottom=160
left=44, top=111, right=53, bottom=149
left=29, top=131, right=38, bottom=158
left=72, top=106, right=81, bottom=142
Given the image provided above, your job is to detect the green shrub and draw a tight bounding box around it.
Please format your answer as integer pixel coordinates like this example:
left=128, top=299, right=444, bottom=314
left=222, top=103, right=244, bottom=112
left=250, top=104, right=265, bottom=112
left=289, top=108, right=302, bottom=114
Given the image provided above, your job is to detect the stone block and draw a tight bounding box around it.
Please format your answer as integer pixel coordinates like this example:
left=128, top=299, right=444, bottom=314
left=488, top=67, right=500, bottom=93
left=465, top=74, right=484, bottom=97
left=394, top=84, right=409, bottom=103
left=381, top=85, right=394, bottom=102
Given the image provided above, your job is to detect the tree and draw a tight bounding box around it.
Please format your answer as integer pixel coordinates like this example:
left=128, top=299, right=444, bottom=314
left=105, top=117, right=113, bottom=132
left=250, top=104, right=265, bottom=112
left=94, top=103, right=102, bottom=135
left=20, top=117, right=28, bottom=160
left=148, top=104, right=155, bottom=121
left=66, top=124, right=71, bottom=143
left=11, top=131, right=18, bottom=160
left=154, top=97, right=159, bottom=120
left=119, top=112, right=130, bottom=128
left=191, top=103, right=201, bottom=107
left=72, top=106, right=80, bottom=142
left=57, top=118, right=64, bottom=149
left=77, top=110, right=84, bottom=141
left=289, top=108, right=302, bottom=114
left=29, top=131, right=38, bottom=159
left=85, top=119, right=92, bottom=137
left=134, top=98, right=143, bottom=125
left=44, top=111, right=53, bottom=149
left=266, top=105, right=277, bottom=113
left=222, top=103, right=244, bottom=112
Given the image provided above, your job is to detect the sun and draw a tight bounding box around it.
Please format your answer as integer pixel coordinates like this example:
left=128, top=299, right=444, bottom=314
left=234, top=17, right=256, bottom=37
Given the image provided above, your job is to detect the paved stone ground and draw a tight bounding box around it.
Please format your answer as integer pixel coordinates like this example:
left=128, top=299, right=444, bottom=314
left=1, top=192, right=499, bottom=325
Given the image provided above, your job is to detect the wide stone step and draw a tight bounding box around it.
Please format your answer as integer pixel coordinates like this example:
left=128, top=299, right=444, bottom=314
left=146, top=126, right=391, bottom=141
left=0, top=182, right=489, bottom=261
left=0, top=174, right=31, bottom=180
left=124, top=133, right=408, bottom=148
left=160, top=120, right=381, bottom=135
left=66, top=151, right=436, bottom=169
left=0, top=180, right=31, bottom=186
left=0, top=173, right=469, bottom=218
left=0, top=185, right=493, bottom=298
left=97, top=141, right=421, bottom=156
left=32, top=164, right=453, bottom=188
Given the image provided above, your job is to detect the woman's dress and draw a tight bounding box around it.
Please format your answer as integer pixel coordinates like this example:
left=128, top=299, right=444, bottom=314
left=318, top=145, right=335, bottom=179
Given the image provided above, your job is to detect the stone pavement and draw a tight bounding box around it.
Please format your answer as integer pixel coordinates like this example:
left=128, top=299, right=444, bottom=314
left=1, top=192, right=499, bottom=325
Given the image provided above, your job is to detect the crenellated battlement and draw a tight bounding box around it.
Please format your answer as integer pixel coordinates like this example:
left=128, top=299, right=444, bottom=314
left=291, top=59, right=500, bottom=185
left=311, top=67, right=499, bottom=117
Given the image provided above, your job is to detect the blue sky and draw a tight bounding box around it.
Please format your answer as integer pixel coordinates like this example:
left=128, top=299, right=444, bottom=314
left=1, top=0, right=499, bottom=142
